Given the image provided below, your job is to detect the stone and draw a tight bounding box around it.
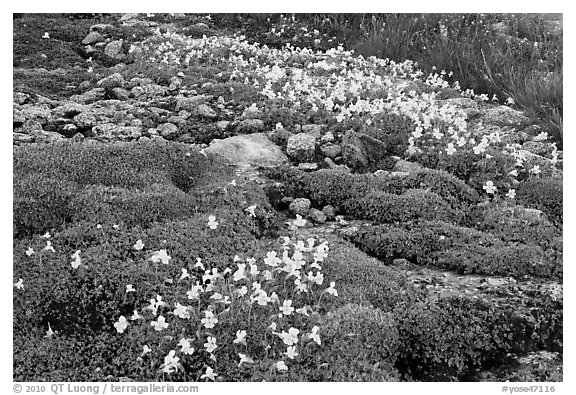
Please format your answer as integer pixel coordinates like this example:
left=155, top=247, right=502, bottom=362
left=92, top=123, right=143, bottom=141
left=297, top=163, right=318, bottom=171
left=341, top=129, right=388, bottom=171
left=302, top=124, right=325, bottom=139
left=320, top=131, right=336, bottom=143
left=289, top=198, right=312, bottom=216
left=90, top=23, right=114, bottom=32
left=521, top=141, right=553, bottom=157
left=63, top=124, right=78, bottom=134
left=19, top=104, right=51, bottom=124
left=323, top=157, right=350, bottom=172
left=196, top=104, right=217, bottom=118
left=320, top=144, right=342, bottom=158
left=97, top=73, right=125, bottom=89
left=32, top=130, right=65, bottom=144
left=72, top=112, right=98, bottom=129
left=308, top=208, right=327, bottom=224
left=216, top=120, right=230, bottom=131
left=14, top=92, right=31, bottom=105
left=389, top=171, right=410, bottom=178
left=374, top=169, right=390, bottom=178
left=322, top=205, right=336, bottom=221
left=104, top=40, right=126, bottom=60
left=482, top=105, right=531, bottom=128
left=442, top=97, right=480, bottom=118
left=204, top=133, right=289, bottom=170
left=522, top=208, right=547, bottom=223
left=13, top=133, right=35, bottom=144
left=112, top=88, right=130, bottom=101
left=81, top=31, right=105, bottom=45
left=175, top=95, right=208, bottom=111
left=53, top=102, right=88, bottom=118
left=236, top=119, right=265, bottom=134
left=392, top=159, right=423, bottom=173
left=157, top=123, right=179, bottom=139
left=70, top=88, right=106, bottom=104
left=286, top=133, right=317, bottom=162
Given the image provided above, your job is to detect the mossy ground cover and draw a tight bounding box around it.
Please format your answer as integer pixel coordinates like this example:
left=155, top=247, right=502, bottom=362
left=13, top=13, right=562, bottom=382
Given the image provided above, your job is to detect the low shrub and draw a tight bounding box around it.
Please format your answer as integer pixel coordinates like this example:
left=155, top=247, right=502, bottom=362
left=516, top=177, right=563, bottom=228
left=436, top=244, right=560, bottom=279
left=399, top=168, right=481, bottom=212
left=477, top=205, right=561, bottom=250
left=348, top=220, right=559, bottom=279
left=358, top=189, right=460, bottom=225
left=394, top=296, right=527, bottom=381
left=13, top=174, right=79, bottom=238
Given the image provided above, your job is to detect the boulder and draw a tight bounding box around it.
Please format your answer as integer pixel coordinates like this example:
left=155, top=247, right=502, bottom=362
left=320, top=144, right=342, bottom=158
left=112, top=87, right=131, bottom=101
left=53, top=102, right=88, bottom=118
left=286, top=133, right=316, bottom=162
left=308, top=208, right=327, bottom=224
left=104, top=40, right=126, bottom=61
left=157, top=123, right=180, bottom=139
left=289, top=198, right=312, bottom=216
left=92, top=123, right=143, bottom=141
left=268, top=128, right=293, bottom=147
left=341, top=129, right=388, bottom=171
left=72, top=112, right=97, bottom=129
left=392, top=159, right=423, bottom=173
left=97, top=73, right=125, bottom=89
left=204, top=133, right=289, bottom=169
left=81, top=31, right=105, bottom=45
left=322, top=205, right=336, bottom=221
left=196, top=104, right=217, bottom=118
left=297, top=162, right=319, bottom=171
left=175, top=95, right=208, bottom=111
left=70, top=88, right=106, bottom=104
left=481, top=105, right=531, bottom=128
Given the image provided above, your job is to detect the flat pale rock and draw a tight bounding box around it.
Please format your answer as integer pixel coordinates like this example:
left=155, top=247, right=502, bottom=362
left=204, top=133, right=288, bottom=169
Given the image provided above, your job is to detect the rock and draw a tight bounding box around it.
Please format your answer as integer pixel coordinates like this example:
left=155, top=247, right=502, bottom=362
left=286, top=133, right=316, bottom=162
left=13, top=133, right=35, bottom=144
left=196, top=104, right=217, bottom=118
left=236, top=119, right=265, bottom=134
left=289, top=198, right=312, bottom=216
left=13, top=108, right=25, bottom=124
left=323, top=157, right=350, bottom=172
left=157, top=123, right=179, bottom=139
left=120, top=13, right=139, bottom=22
left=389, top=171, right=410, bottom=178
left=322, top=205, right=336, bottom=221
left=308, top=208, right=327, bottom=224
left=522, top=208, right=547, bottom=223
left=14, top=92, right=31, bottom=105
left=81, top=31, right=105, bottom=45
left=175, top=95, right=208, bottom=111
left=71, top=132, right=84, bottom=141
left=19, top=104, right=51, bottom=124
left=92, top=123, right=143, bottom=141
left=297, top=163, right=318, bottom=171
left=241, top=105, right=261, bottom=119
left=112, top=87, right=130, bottom=101
left=442, top=97, right=480, bottom=118
left=90, top=23, right=114, bottom=32
left=392, top=159, right=422, bottom=173
left=341, top=130, right=388, bottom=171
left=320, top=131, right=335, bottom=143
left=169, top=77, right=182, bottom=91
left=73, top=112, right=97, bottom=129
left=63, top=124, right=78, bottom=134
left=104, top=40, right=126, bottom=60
left=374, top=169, right=390, bottom=178
left=320, top=144, right=342, bottom=158
left=53, top=102, right=88, bottom=118
left=97, top=73, right=125, bottom=89
left=70, top=88, right=106, bottom=104
left=32, top=130, right=65, bottom=144
left=482, top=105, right=531, bottom=128
left=204, top=133, right=289, bottom=169
left=301, top=124, right=325, bottom=139
left=216, top=120, right=230, bottom=131
left=521, top=141, right=553, bottom=157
